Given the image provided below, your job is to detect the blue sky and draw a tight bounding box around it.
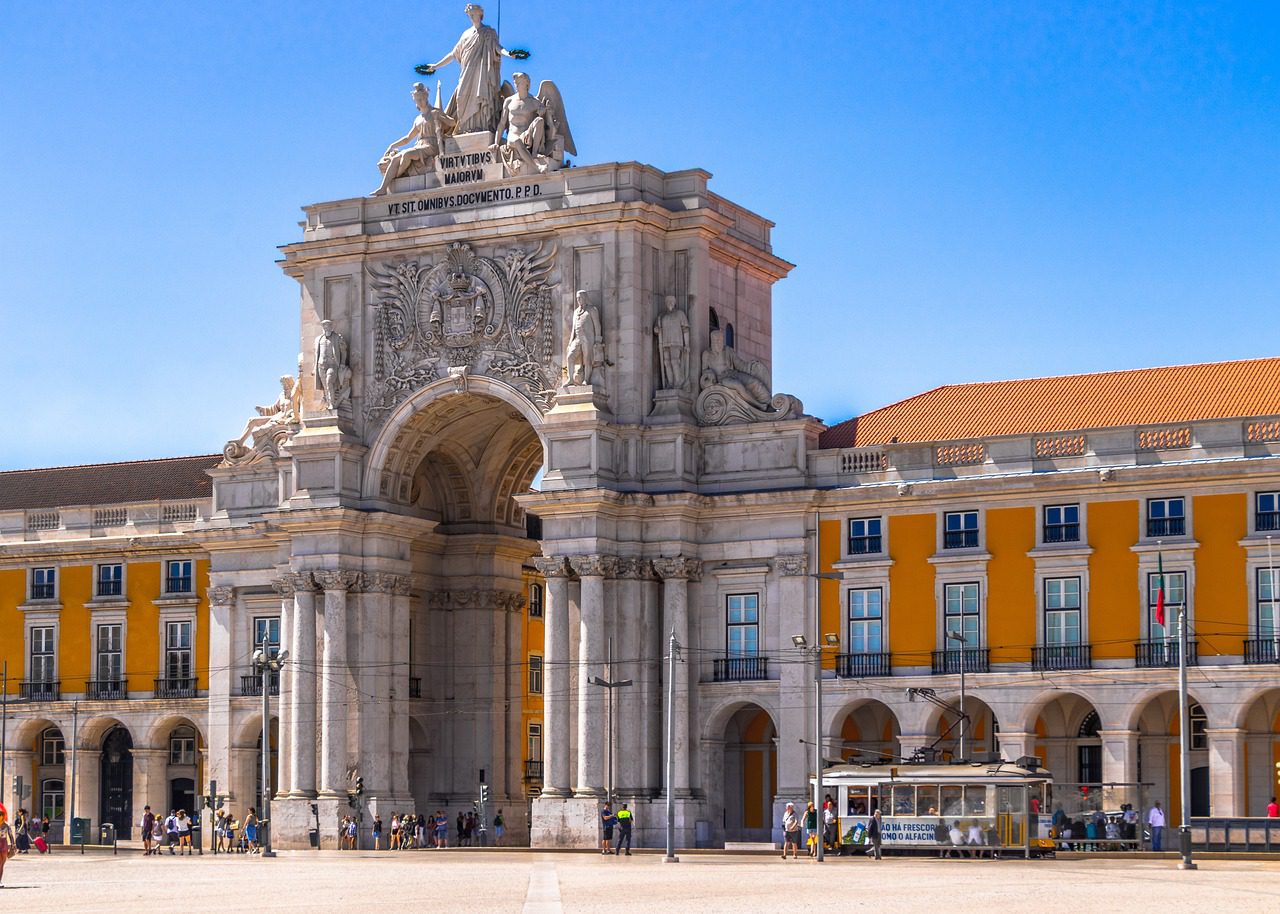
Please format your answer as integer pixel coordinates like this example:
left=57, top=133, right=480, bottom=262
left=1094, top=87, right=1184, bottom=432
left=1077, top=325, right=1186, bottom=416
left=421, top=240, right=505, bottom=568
left=0, top=1, right=1276, bottom=470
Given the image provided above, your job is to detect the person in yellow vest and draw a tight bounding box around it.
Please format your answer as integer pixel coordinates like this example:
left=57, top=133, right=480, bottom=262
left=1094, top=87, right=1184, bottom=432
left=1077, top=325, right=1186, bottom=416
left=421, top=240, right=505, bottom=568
left=615, top=804, right=634, bottom=856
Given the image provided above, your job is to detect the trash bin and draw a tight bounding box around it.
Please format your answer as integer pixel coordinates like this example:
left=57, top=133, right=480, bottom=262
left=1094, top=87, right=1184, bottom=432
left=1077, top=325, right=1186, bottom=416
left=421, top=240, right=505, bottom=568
left=308, top=827, right=319, bottom=848
left=70, top=817, right=91, bottom=845
left=99, top=822, right=116, bottom=846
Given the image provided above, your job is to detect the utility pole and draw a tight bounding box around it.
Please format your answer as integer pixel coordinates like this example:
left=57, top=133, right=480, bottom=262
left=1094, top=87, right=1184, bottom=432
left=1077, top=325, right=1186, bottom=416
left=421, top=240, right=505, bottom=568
left=69, top=700, right=79, bottom=848
left=255, top=637, right=289, bottom=858
left=663, top=630, right=679, bottom=863
left=589, top=637, right=632, bottom=806
left=1, top=661, right=8, bottom=808
left=1177, top=603, right=1197, bottom=870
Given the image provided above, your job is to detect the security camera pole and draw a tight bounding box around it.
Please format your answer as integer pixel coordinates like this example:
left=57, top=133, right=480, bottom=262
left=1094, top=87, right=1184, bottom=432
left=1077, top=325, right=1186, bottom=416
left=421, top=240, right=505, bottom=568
left=255, top=638, right=289, bottom=858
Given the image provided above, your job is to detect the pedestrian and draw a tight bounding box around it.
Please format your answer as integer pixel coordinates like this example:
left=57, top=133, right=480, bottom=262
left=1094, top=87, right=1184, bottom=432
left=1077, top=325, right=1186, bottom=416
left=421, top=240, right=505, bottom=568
left=457, top=810, right=465, bottom=847
left=600, top=802, right=617, bottom=855
left=803, top=801, right=818, bottom=857
left=140, top=806, right=156, bottom=856
left=868, top=808, right=883, bottom=860
left=1268, top=797, right=1279, bottom=818
left=15, top=809, right=30, bottom=855
left=615, top=804, right=633, bottom=856
left=244, top=808, right=259, bottom=854
left=435, top=810, right=449, bottom=848
left=151, top=813, right=165, bottom=855
left=782, top=802, right=801, bottom=859
left=389, top=813, right=400, bottom=850
left=226, top=814, right=238, bottom=853
left=176, top=810, right=192, bottom=855
left=493, top=809, right=504, bottom=845
left=372, top=814, right=383, bottom=850
left=164, top=809, right=179, bottom=854
left=823, top=798, right=838, bottom=853
left=0, top=802, right=15, bottom=888
left=1148, top=801, right=1165, bottom=852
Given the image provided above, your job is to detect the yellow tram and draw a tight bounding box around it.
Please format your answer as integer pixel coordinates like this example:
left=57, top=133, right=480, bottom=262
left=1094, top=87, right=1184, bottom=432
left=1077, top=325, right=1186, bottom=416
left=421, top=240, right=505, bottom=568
left=812, top=761, right=1054, bottom=858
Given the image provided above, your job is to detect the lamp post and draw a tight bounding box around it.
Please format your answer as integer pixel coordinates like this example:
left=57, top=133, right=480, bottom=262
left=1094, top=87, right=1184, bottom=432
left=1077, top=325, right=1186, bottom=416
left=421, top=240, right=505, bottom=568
left=945, top=630, right=968, bottom=760
left=663, top=630, right=680, bottom=863
left=589, top=637, right=633, bottom=806
left=792, top=630, right=840, bottom=862
left=253, top=638, right=288, bottom=858
left=1176, top=603, right=1197, bottom=870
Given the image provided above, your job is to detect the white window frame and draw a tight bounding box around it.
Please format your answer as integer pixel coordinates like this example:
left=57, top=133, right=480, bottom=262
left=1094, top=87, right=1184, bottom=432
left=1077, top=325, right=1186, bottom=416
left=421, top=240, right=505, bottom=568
left=726, top=592, right=761, bottom=657
left=528, top=654, right=543, bottom=694
left=30, top=566, right=58, bottom=602
left=1256, top=567, right=1280, bottom=641
left=527, top=723, right=543, bottom=762
left=96, top=562, right=125, bottom=599
left=169, top=729, right=197, bottom=766
left=528, top=582, right=544, bottom=618
left=1145, top=569, right=1188, bottom=641
left=29, top=624, right=56, bottom=683
left=1042, top=576, right=1083, bottom=645
left=846, top=516, right=884, bottom=557
left=942, top=581, right=982, bottom=649
left=1145, top=496, right=1189, bottom=541
left=164, top=558, right=195, bottom=595
left=1254, top=491, right=1280, bottom=536
left=41, top=728, right=65, bottom=766
left=163, top=618, right=194, bottom=682
left=95, top=622, right=124, bottom=683
left=1040, top=503, right=1083, bottom=546
left=846, top=586, right=884, bottom=655
left=939, top=509, right=982, bottom=551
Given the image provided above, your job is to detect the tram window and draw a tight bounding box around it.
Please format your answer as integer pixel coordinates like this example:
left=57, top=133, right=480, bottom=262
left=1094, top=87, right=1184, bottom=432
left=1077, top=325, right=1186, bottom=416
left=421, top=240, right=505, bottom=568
left=846, top=788, right=870, bottom=816
left=964, top=786, right=987, bottom=816
left=940, top=786, right=963, bottom=817
left=893, top=786, right=915, bottom=816
left=916, top=785, right=940, bottom=815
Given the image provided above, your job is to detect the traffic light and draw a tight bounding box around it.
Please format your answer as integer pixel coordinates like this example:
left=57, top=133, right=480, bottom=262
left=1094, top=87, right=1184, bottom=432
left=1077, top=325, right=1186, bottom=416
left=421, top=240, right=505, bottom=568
left=355, top=776, right=364, bottom=796
left=480, top=784, right=490, bottom=806
left=1274, top=761, right=1280, bottom=784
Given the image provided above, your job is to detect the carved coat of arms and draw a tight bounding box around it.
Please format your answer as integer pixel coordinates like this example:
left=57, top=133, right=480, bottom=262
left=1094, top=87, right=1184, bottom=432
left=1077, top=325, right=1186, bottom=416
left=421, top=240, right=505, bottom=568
left=368, top=241, right=557, bottom=421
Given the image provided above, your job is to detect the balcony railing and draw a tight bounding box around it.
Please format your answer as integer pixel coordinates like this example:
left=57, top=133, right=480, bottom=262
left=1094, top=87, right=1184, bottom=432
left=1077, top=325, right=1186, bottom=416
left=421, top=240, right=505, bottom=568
left=523, top=760, right=543, bottom=782
left=154, top=677, right=198, bottom=699
left=164, top=578, right=194, bottom=594
left=239, top=673, right=279, bottom=696
left=835, top=652, right=892, bottom=678
left=1135, top=639, right=1198, bottom=668
left=1244, top=638, right=1280, bottom=664
left=931, top=648, right=989, bottom=674
left=712, top=656, right=770, bottom=682
left=19, top=679, right=60, bottom=701
left=1031, top=644, right=1092, bottom=671
left=1257, top=512, right=1280, bottom=532
left=847, top=535, right=882, bottom=555
left=86, top=679, right=127, bottom=700
left=409, top=677, right=422, bottom=699
left=1146, top=517, right=1185, bottom=538
left=30, top=584, right=55, bottom=600
left=944, top=530, right=979, bottom=549
left=96, top=580, right=123, bottom=597
left=1043, top=523, right=1080, bottom=544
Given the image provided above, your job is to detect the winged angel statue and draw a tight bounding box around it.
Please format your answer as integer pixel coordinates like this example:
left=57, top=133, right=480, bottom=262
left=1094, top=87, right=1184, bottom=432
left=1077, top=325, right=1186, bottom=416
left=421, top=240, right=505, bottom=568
left=492, top=72, right=575, bottom=177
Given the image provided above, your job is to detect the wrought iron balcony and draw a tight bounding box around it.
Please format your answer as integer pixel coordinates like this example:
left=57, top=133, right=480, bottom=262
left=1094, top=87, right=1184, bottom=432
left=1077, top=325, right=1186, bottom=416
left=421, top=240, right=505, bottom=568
left=409, top=677, right=422, bottom=699
left=931, top=648, right=989, bottom=675
left=86, top=679, right=127, bottom=700
left=239, top=673, right=279, bottom=696
left=1146, top=517, right=1185, bottom=538
left=19, top=679, right=60, bottom=701
left=835, top=652, right=892, bottom=678
left=1244, top=638, right=1280, bottom=664
left=712, top=656, right=769, bottom=682
left=1031, top=644, right=1092, bottom=671
left=96, top=580, right=123, bottom=597
left=1134, top=639, right=1198, bottom=668
left=164, top=577, right=194, bottom=594
left=154, top=677, right=198, bottom=699
left=1257, top=512, right=1280, bottom=532
left=1042, top=523, right=1080, bottom=544
left=847, top=535, right=882, bottom=555
left=523, top=760, right=543, bottom=782
left=944, top=530, right=980, bottom=549
left=30, top=584, right=55, bottom=600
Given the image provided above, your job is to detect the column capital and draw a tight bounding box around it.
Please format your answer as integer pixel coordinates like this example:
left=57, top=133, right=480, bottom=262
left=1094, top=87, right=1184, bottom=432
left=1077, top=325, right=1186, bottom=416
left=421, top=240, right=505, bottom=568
left=568, top=554, right=620, bottom=578
left=615, top=557, right=656, bottom=580
left=652, top=556, right=702, bottom=581
left=773, top=554, right=809, bottom=576
left=278, top=571, right=321, bottom=593
left=314, top=569, right=362, bottom=592
left=207, top=585, right=236, bottom=606
left=532, top=556, right=572, bottom=578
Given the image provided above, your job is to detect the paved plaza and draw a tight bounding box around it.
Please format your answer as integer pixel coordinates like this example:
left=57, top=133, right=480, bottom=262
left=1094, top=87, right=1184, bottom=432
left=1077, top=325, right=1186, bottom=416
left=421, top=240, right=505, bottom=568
left=3, top=850, right=1279, bottom=912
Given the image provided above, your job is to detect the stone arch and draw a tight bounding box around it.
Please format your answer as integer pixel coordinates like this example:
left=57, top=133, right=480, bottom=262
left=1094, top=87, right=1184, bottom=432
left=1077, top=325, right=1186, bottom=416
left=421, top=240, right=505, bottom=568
left=79, top=715, right=132, bottom=750
left=1026, top=692, right=1104, bottom=786
left=828, top=698, right=901, bottom=764
left=13, top=715, right=65, bottom=751
left=1235, top=688, right=1280, bottom=815
left=700, top=698, right=779, bottom=844
left=144, top=714, right=207, bottom=751
left=922, top=693, right=1000, bottom=761
left=1018, top=688, right=1111, bottom=735
left=1132, top=689, right=1211, bottom=819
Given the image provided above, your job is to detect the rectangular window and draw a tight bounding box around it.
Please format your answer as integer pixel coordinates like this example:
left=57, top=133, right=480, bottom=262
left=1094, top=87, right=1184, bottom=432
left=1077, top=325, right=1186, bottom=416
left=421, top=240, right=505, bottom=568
left=1258, top=492, right=1280, bottom=533
left=1043, top=577, right=1082, bottom=645
left=527, top=723, right=542, bottom=762
left=943, top=582, right=980, bottom=647
left=97, top=563, right=123, bottom=597
left=528, top=655, right=543, bottom=694
left=943, top=511, right=979, bottom=549
left=1043, top=504, right=1080, bottom=544
left=31, top=567, right=56, bottom=600
left=1147, top=498, right=1186, bottom=538
left=41, top=779, right=65, bottom=822
left=253, top=617, right=281, bottom=655
left=41, top=730, right=65, bottom=766
left=95, top=624, right=123, bottom=683
left=165, top=620, right=193, bottom=681
left=30, top=626, right=55, bottom=682
left=847, top=588, right=883, bottom=654
left=726, top=593, right=760, bottom=657
left=1147, top=570, right=1186, bottom=639
left=170, top=734, right=196, bottom=766
left=847, top=517, right=883, bottom=555
left=1257, top=568, right=1280, bottom=639
left=528, top=583, right=544, bottom=618
left=165, top=559, right=193, bottom=594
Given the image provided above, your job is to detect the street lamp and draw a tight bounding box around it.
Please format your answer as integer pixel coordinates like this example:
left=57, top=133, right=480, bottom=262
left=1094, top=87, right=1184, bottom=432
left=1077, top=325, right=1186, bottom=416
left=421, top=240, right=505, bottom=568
left=589, top=637, right=633, bottom=806
left=253, top=640, right=288, bottom=858
left=944, top=630, right=968, bottom=760
left=792, top=630, right=840, bottom=862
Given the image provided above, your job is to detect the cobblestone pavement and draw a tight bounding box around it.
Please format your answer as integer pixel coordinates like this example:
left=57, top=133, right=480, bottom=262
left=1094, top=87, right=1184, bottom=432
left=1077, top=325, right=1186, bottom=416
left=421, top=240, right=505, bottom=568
left=2, top=850, right=1279, bottom=913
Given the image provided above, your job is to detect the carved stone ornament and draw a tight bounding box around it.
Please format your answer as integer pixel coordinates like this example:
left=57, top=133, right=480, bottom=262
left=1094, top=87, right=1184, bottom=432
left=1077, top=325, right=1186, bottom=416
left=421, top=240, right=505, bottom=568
left=614, top=557, right=654, bottom=580
left=428, top=588, right=524, bottom=611
left=314, top=569, right=362, bottom=592
left=222, top=373, right=303, bottom=466
left=283, top=571, right=321, bottom=593
left=772, top=554, right=809, bottom=576
left=531, top=556, right=572, bottom=578
left=362, top=572, right=412, bottom=594
left=692, top=329, right=803, bottom=426
left=368, top=241, right=559, bottom=421
left=652, top=557, right=702, bottom=582
left=270, top=577, right=297, bottom=599
left=207, top=585, right=235, bottom=606
left=568, top=554, right=620, bottom=579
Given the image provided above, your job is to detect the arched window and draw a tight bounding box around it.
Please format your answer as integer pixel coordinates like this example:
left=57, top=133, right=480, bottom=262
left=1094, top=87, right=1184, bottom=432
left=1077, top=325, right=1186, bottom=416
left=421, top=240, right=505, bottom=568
left=41, top=727, right=65, bottom=765
left=708, top=307, right=720, bottom=331
left=1077, top=710, right=1101, bottom=739
left=724, top=323, right=735, bottom=348
left=169, top=726, right=197, bottom=765
left=528, top=583, right=544, bottom=618
left=1189, top=703, right=1207, bottom=750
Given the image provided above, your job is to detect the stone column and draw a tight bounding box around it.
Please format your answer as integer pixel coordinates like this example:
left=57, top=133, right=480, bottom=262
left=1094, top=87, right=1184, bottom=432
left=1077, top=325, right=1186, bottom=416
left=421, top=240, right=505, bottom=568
left=570, top=554, right=618, bottom=797
left=389, top=575, right=413, bottom=799
left=1205, top=728, right=1246, bottom=817
left=287, top=572, right=320, bottom=797
left=131, top=748, right=167, bottom=816
left=205, top=584, right=236, bottom=802
left=613, top=558, right=649, bottom=795
left=6, top=749, right=35, bottom=817
left=773, top=555, right=809, bottom=799
left=270, top=577, right=295, bottom=797
left=533, top=557, right=572, bottom=797
left=314, top=570, right=359, bottom=797
left=997, top=731, right=1036, bottom=766
left=653, top=556, right=701, bottom=794
left=1100, top=730, right=1139, bottom=786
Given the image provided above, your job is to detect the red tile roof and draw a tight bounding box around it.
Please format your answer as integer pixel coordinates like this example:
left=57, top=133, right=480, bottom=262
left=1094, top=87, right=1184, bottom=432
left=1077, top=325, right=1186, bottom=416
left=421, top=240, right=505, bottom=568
left=819, top=357, right=1280, bottom=449
left=0, top=455, right=220, bottom=511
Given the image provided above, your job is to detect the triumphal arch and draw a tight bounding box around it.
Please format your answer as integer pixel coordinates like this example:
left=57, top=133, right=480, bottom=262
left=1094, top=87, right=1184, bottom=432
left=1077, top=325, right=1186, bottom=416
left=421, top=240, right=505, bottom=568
left=198, top=6, right=810, bottom=848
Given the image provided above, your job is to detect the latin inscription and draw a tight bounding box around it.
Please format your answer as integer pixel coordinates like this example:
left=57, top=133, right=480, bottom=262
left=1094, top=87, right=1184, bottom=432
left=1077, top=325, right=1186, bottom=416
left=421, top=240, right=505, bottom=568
left=439, top=150, right=496, bottom=186
left=385, top=183, right=550, bottom=217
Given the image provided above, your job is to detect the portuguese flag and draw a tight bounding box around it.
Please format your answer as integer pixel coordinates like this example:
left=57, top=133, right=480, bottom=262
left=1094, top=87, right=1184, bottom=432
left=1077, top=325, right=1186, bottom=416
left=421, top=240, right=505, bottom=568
left=1155, top=551, right=1166, bottom=628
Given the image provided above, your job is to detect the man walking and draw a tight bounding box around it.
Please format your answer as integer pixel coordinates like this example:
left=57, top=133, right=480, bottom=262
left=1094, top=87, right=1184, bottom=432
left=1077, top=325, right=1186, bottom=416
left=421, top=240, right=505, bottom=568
left=615, top=804, right=634, bottom=856
left=140, top=806, right=155, bottom=856
left=868, top=808, right=883, bottom=860
left=1148, top=801, right=1166, bottom=851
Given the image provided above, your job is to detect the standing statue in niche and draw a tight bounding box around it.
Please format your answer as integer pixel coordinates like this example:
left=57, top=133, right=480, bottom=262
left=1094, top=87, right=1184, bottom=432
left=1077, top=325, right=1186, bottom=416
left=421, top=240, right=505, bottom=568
left=700, top=329, right=770, bottom=407
left=314, top=319, right=352, bottom=410
left=565, top=290, right=602, bottom=386
left=373, top=82, right=455, bottom=196
left=493, top=72, right=575, bottom=176
left=416, top=4, right=529, bottom=136
left=653, top=294, right=690, bottom=389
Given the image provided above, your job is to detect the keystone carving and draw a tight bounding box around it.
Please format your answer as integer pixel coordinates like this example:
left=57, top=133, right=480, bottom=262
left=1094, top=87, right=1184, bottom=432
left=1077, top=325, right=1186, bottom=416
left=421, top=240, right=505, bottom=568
left=207, top=585, right=235, bottom=606
left=772, top=554, right=809, bottom=576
